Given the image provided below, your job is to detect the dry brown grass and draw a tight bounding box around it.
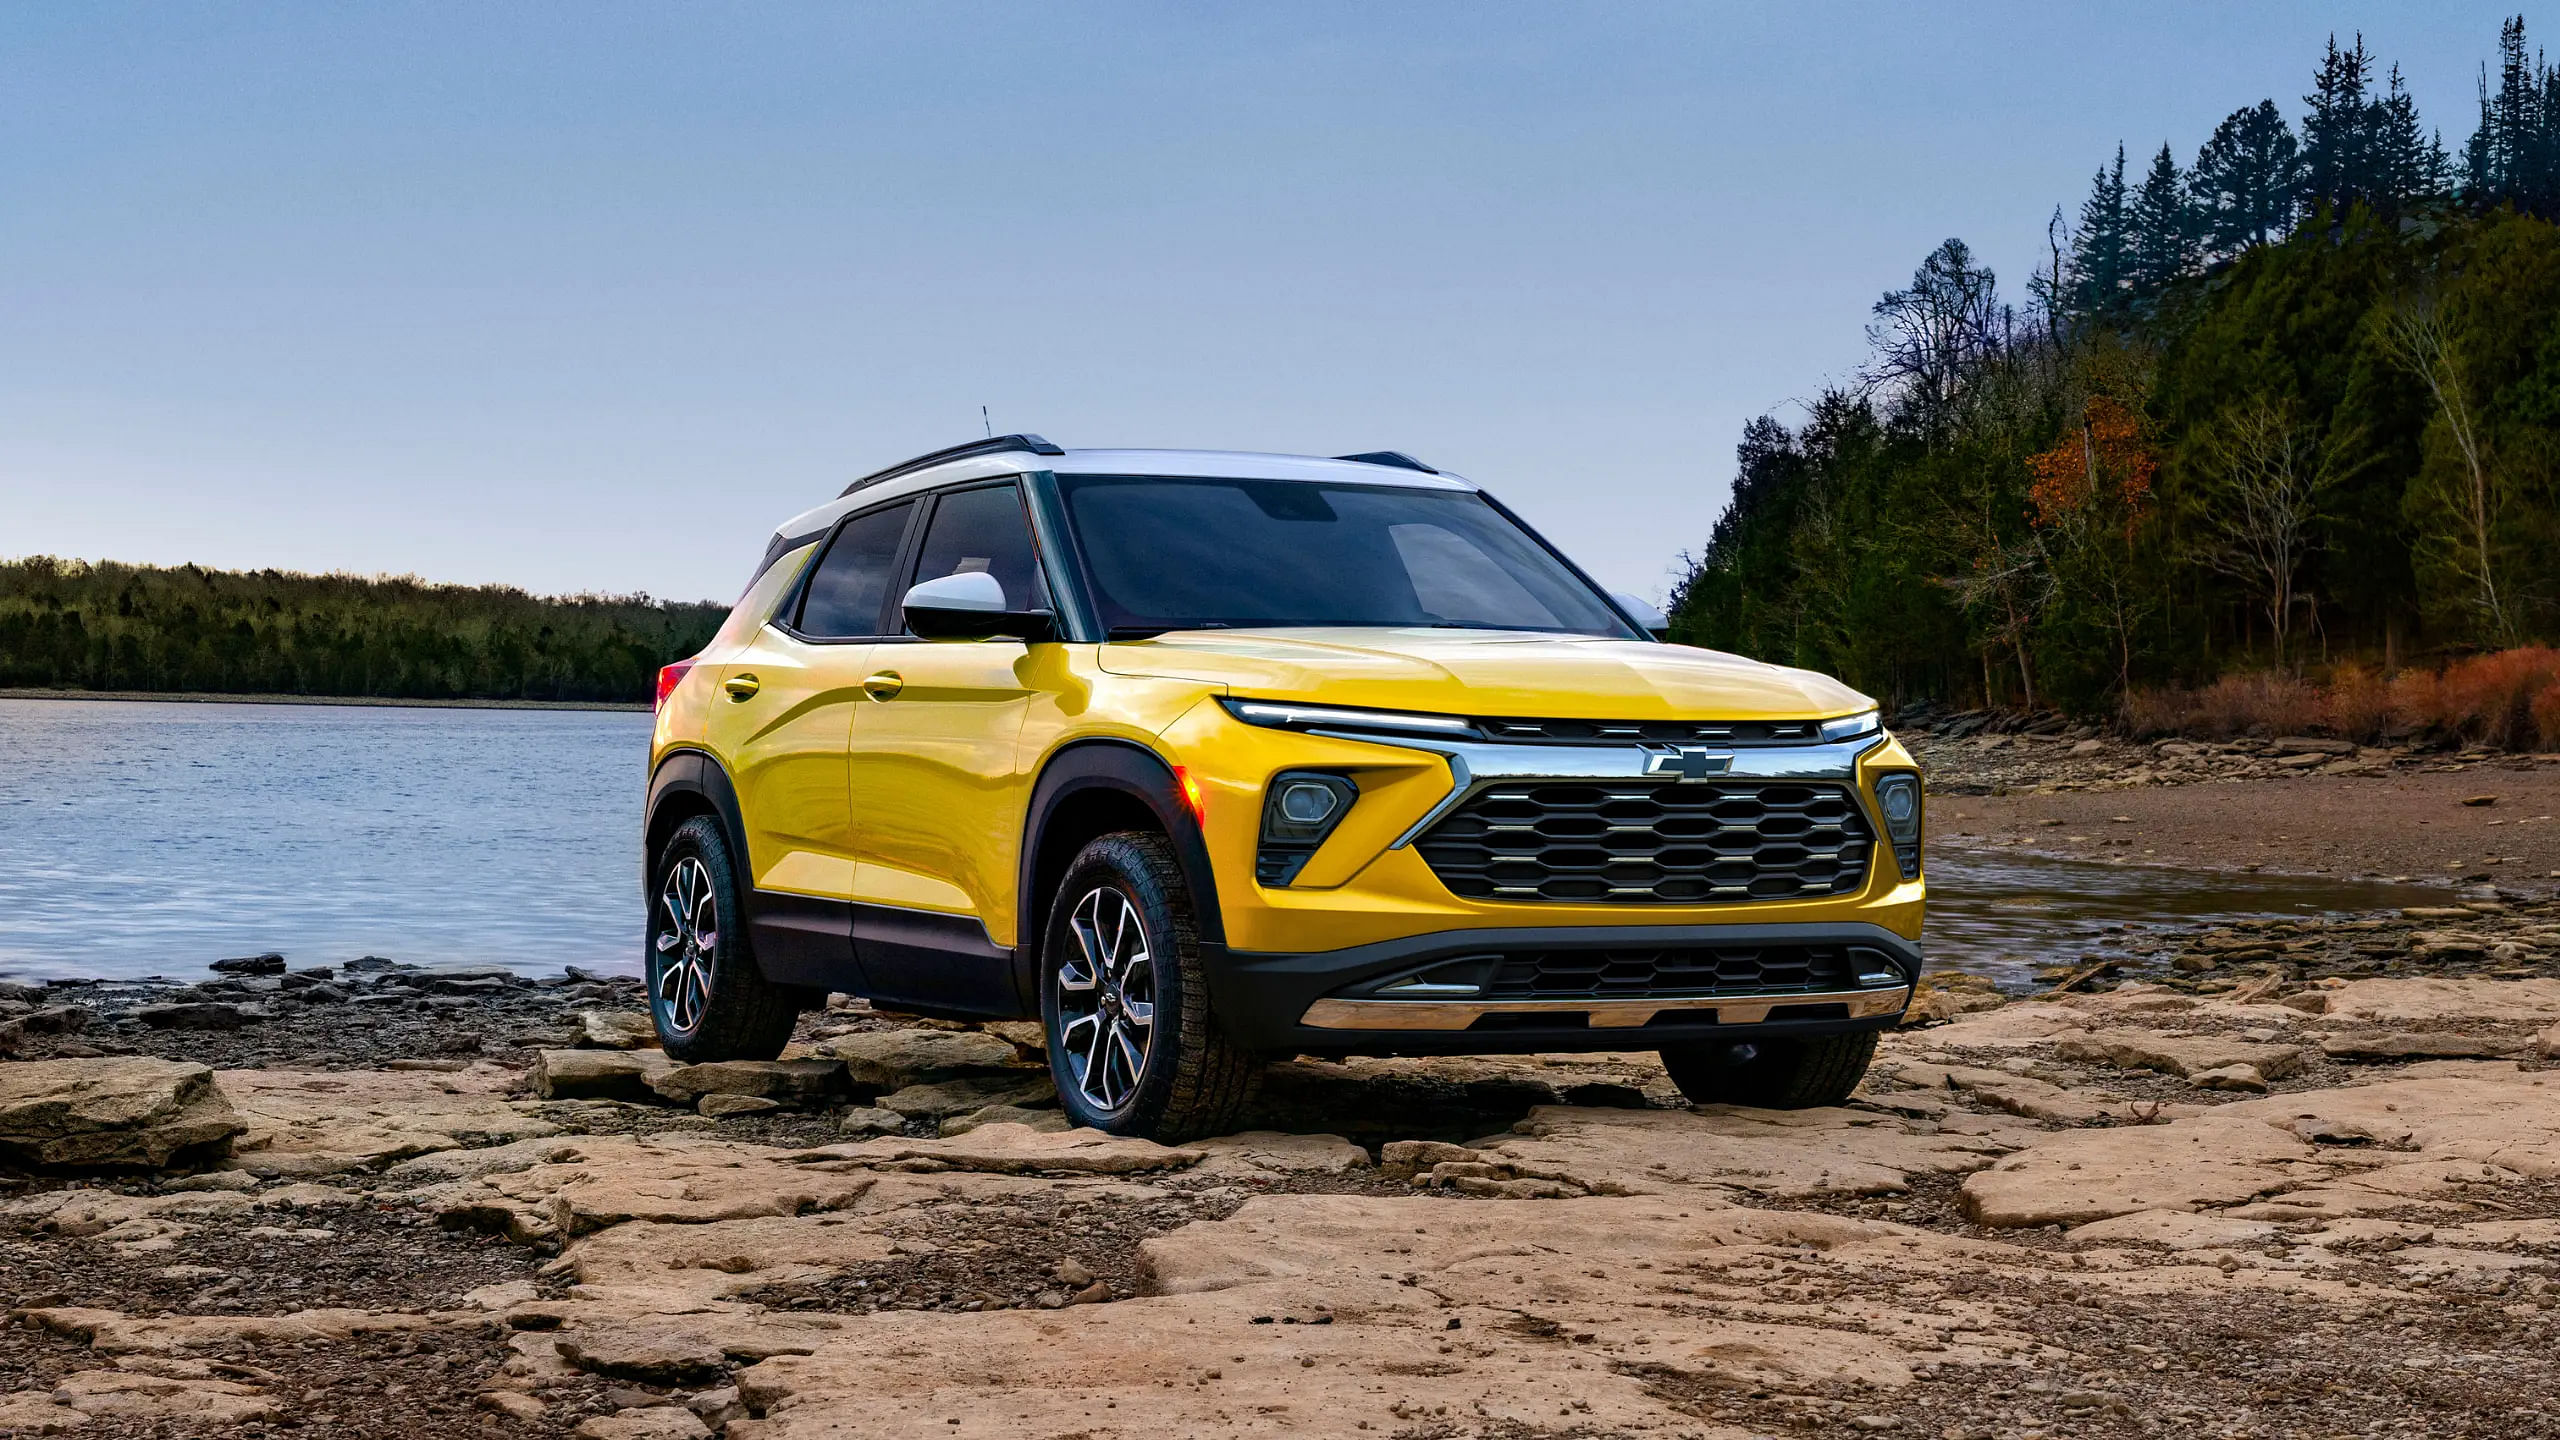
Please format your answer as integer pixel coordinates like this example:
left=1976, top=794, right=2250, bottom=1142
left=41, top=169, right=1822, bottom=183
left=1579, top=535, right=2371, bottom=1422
left=2122, top=647, right=2560, bottom=749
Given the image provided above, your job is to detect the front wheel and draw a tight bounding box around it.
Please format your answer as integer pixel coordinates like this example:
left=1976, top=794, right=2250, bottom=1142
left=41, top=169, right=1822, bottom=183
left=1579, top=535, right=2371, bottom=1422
left=1659, top=1030, right=1878, bottom=1109
left=1041, top=832, right=1258, bottom=1141
left=647, top=815, right=801, bottom=1062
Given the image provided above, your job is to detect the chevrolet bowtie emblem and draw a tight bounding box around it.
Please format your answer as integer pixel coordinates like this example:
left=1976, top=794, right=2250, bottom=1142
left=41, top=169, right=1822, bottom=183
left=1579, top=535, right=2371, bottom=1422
left=1645, top=747, right=1734, bottom=780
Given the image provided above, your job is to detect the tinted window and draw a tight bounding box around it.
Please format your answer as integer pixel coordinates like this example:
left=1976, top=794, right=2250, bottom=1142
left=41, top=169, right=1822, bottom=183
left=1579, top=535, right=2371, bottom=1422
left=1056, top=476, right=1631, bottom=637
left=795, top=501, right=914, bottom=638
left=898, top=485, right=1047, bottom=632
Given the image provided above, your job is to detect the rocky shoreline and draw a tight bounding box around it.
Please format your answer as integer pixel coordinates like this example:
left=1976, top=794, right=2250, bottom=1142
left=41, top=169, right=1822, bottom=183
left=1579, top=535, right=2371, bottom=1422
left=11, top=766, right=2560, bottom=1437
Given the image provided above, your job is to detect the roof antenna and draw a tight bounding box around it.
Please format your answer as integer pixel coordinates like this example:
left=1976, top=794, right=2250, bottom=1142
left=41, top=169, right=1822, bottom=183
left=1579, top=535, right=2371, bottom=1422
left=981, top=405, right=992, bottom=438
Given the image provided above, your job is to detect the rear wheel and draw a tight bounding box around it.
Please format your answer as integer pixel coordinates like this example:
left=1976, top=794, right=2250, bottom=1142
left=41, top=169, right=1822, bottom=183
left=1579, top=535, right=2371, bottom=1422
left=1658, top=1030, right=1878, bottom=1109
left=1042, top=831, right=1258, bottom=1140
left=647, top=815, right=800, bottom=1061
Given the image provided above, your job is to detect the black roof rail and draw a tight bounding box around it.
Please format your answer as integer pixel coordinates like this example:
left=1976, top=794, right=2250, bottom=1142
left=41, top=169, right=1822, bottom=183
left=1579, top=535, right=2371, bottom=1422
left=841, top=433, right=1065, bottom=497
left=1333, top=450, right=1438, bottom=474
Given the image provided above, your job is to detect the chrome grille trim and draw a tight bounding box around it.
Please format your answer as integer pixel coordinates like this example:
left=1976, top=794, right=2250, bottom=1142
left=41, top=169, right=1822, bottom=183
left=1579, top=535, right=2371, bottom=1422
left=1414, top=780, right=1875, bottom=905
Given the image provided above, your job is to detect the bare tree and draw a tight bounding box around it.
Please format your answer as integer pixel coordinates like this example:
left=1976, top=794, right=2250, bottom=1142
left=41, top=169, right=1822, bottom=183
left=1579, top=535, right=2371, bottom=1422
left=1865, top=239, right=2009, bottom=445
left=2185, top=396, right=2360, bottom=667
left=2377, top=292, right=2518, bottom=645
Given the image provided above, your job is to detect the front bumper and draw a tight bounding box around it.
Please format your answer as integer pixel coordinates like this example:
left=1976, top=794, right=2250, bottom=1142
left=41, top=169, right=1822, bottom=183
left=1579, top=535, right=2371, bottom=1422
left=1206, top=920, right=1919, bottom=1056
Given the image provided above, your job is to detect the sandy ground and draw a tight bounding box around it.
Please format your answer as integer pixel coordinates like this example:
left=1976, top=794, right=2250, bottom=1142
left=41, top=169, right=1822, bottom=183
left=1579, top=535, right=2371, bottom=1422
left=1936, top=761, right=2560, bottom=885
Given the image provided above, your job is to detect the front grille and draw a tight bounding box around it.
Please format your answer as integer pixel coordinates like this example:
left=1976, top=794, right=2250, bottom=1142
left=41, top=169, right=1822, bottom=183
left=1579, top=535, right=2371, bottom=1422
left=1478, top=717, right=1819, bottom=745
left=1415, top=781, right=1873, bottom=904
left=1476, top=944, right=1868, bottom=998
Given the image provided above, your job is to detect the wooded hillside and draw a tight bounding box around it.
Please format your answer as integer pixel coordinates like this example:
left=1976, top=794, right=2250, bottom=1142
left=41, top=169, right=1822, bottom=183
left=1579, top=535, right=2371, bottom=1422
left=1672, top=19, right=2560, bottom=716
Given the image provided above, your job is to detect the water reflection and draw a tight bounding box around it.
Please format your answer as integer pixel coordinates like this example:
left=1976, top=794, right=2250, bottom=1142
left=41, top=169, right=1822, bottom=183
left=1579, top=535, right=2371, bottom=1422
left=1924, top=845, right=2446, bottom=986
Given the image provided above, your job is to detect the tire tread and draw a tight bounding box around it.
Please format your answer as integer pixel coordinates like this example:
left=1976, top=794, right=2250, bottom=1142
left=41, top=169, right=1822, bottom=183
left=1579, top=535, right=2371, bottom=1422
left=652, top=816, right=801, bottom=1063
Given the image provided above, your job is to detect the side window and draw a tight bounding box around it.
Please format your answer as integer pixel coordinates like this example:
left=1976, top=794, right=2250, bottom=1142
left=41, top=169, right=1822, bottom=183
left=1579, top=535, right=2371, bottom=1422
left=794, top=501, right=915, bottom=638
left=898, top=485, right=1047, bottom=632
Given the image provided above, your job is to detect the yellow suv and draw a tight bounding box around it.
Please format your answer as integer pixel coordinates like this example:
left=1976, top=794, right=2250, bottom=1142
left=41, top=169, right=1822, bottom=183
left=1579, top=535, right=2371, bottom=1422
left=647, top=436, right=1924, bottom=1139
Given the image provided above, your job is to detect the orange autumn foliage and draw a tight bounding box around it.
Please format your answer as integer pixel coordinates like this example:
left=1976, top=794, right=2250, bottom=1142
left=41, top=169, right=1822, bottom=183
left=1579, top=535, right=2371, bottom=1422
left=2027, top=396, right=2157, bottom=530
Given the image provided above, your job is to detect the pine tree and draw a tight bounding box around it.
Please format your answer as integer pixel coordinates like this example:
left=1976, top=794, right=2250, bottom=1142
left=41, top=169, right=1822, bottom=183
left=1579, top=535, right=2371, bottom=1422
left=2126, top=143, right=2197, bottom=298
left=2301, top=32, right=2377, bottom=218
left=2191, top=100, right=2301, bottom=256
left=2068, top=145, right=2131, bottom=318
left=2369, top=66, right=2449, bottom=218
left=2468, top=15, right=2556, bottom=214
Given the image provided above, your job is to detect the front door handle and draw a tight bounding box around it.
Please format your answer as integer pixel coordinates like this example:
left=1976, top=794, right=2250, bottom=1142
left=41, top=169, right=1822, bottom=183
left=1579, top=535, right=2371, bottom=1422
left=723, top=673, right=761, bottom=701
left=862, top=670, right=905, bottom=701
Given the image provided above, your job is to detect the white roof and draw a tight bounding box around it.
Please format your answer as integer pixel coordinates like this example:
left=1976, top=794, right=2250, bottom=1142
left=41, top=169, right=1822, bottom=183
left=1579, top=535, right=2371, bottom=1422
left=773, top=446, right=1473, bottom=542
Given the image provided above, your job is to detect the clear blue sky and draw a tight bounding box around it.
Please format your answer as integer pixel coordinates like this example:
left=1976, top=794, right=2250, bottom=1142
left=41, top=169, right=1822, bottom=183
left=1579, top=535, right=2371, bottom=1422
left=0, top=3, right=2518, bottom=605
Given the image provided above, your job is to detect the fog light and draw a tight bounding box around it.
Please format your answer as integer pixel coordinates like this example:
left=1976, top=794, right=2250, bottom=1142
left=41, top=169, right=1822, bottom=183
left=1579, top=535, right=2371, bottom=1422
left=1257, top=771, right=1359, bottom=887
left=1278, top=780, right=1341, bottom=825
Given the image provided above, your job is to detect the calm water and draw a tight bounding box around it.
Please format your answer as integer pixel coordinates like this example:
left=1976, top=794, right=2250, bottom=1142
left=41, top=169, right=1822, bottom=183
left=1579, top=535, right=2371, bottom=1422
left=0, top=697, right=2454, bottom=985
left=0, top=698, right=648, bottom=982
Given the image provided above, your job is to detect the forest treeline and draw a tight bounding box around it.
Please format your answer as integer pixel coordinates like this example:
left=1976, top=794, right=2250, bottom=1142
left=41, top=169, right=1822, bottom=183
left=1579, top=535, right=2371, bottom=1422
left=0, top=557, right=725, bottom=704
left=1671, top=18, right=2560, bottom=719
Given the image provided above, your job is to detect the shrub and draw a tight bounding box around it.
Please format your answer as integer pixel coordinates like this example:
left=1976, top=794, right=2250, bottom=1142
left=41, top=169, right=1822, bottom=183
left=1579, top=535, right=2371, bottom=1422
left=2431, top=648, right=2560, bottom=750
left=2121, top=648, right=2560, bottom=750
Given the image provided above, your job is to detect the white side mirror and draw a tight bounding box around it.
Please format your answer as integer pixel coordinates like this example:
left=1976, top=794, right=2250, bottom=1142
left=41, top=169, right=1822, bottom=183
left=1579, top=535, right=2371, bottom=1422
left=1613, top=592, right=1670, bottom=640
left=903, top=571, right=1007, bottom=614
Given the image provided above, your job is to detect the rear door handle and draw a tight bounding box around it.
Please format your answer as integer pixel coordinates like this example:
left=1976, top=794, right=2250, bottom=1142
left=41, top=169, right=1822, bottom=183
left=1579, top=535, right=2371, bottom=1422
left=863, top=671, right=904, bottom=700
left=723, top=673, right=761, bottom=701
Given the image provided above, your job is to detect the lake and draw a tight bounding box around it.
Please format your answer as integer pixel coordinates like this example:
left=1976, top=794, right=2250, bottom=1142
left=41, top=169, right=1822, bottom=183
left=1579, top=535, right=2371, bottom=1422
left=0, top=698, right=649, bottom=982
left=0, top=696, right=2445, bottom=986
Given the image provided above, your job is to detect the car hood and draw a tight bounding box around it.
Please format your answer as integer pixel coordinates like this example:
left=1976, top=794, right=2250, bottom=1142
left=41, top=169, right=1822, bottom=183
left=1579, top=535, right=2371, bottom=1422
left=1096, top=628, right=1870, bottom=721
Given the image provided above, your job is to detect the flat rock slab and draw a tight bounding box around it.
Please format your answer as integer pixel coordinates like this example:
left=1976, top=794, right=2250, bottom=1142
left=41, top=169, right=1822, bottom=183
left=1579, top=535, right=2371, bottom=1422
left=0, top=1368, right=280, bottom=1427
left=432, top=1134, right=881, bottom=1242
left=723, top=1193, right=2018, bottom=1438
left=1190, top=1130, right=1371, bottom=1175
left=938, top=1103, right=1068, bottom=1137
left=1484, top=1102, right=2022, bottom=1201
left=24, top=1305, right=453, bottom=1355
left=2220, top=1071, right=2560, bottom=1179
left=537, top=1048, right=676, bottom=1102
left=2054, top=1029, right=2304, bottom=1080
left=817, top=1029, right=1037, bottom=1091
left=0, top=1057, right=244, bottom=1169
left=2067, top=1208, right=2284, bottom=1251
left=558, top=1315, right=835, bottom=1383
left=650, top=1059, right=849, bottom=1105
left=796, top=1122, right=1203, bottom=1176
left=2318, top=978, right=2560, bottom=1026
left=2318, top=1032, right=2521, bottom=1061
left=578, top=1409, right=712, bottom=1440
left=875, top=1075, right=1055, bottom=1120
left=222, top=1065, right=558, bottom=1177
left=579, top=1010, right=659, bottom=1048
left=1959, top=1115, right=2311, bottom=1227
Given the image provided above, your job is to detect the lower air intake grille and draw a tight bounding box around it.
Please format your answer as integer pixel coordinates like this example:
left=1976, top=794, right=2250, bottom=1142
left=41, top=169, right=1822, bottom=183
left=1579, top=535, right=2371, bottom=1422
left=1415, top=781, right=1873, bottom=904
left=1477, top=945, right=1867, bottom=998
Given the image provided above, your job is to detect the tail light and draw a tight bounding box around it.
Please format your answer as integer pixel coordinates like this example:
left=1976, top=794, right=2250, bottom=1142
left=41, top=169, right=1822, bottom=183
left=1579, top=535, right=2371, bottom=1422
left=655, top=660, right=696, bottom=713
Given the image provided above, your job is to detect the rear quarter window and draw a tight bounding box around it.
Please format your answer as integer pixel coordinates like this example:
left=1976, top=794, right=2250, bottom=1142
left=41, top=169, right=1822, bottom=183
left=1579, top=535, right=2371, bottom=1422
left=708, top=540, right=817, bottom=652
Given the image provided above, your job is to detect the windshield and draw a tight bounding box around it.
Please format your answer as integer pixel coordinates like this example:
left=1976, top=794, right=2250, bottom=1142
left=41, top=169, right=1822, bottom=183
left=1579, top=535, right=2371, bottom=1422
left=1056, top=475, right=1637, bottom=638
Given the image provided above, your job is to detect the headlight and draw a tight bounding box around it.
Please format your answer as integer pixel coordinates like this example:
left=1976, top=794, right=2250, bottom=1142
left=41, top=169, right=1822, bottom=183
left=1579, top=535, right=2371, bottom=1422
left=1820, top=709, right=1882, bottom=743
left=1223, top=698, right=1476, bottom=739
left=1256, top=770, right=1359, bottom=886
left=1873, top=771, right=1922, bottom=880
